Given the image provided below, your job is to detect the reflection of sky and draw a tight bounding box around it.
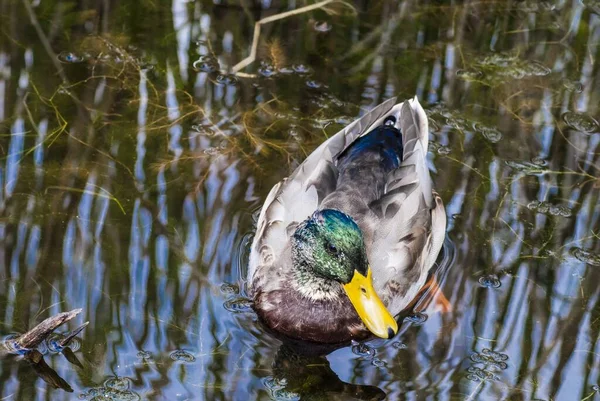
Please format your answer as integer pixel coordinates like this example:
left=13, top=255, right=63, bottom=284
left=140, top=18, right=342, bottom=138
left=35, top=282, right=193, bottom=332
left=0, top=0, right=599, bottom=400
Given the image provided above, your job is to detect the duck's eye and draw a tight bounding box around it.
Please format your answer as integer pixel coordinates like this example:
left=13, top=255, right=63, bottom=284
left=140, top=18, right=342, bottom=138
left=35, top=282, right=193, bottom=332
left=326, top=243, right=339, bottom=255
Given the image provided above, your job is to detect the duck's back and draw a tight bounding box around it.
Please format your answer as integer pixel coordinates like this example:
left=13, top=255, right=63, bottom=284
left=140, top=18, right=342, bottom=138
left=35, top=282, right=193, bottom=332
left=320, top=121, right=404, bottom=214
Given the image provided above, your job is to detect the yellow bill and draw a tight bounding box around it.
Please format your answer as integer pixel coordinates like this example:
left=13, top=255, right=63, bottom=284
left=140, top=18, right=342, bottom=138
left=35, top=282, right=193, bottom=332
left=343, top=268, right=398, bottom=339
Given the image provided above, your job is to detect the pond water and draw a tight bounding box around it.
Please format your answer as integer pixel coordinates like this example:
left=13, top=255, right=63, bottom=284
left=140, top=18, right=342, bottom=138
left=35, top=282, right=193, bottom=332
left=0, top=0, right=599, bottom=400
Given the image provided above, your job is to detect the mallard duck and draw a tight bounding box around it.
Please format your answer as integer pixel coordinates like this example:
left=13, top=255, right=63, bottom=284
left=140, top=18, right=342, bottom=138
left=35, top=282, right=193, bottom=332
left=247, top=97, right=446, bottom=344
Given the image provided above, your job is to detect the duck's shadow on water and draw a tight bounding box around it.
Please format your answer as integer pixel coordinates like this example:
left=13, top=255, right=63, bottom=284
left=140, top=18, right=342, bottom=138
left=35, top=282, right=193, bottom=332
left=268, top=342, right=386, bottom=401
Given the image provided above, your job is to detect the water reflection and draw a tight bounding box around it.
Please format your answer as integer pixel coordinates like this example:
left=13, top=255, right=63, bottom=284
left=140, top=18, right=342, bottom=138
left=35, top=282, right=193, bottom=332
left=0, top=0, right=599, bottom=400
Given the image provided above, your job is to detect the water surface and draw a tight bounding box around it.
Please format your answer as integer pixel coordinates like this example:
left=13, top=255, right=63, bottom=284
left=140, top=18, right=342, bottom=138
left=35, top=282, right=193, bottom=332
left=1, top=0, right=599, bottom=400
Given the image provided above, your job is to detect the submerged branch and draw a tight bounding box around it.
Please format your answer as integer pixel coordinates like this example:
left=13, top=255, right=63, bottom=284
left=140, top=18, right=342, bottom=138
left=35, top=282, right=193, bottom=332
left=1, top=309, right=85, bottom=356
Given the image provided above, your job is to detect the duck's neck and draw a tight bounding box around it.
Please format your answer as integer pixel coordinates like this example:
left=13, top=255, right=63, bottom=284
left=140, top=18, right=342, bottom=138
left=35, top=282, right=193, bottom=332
left=291, top=249, right=343, bottom=301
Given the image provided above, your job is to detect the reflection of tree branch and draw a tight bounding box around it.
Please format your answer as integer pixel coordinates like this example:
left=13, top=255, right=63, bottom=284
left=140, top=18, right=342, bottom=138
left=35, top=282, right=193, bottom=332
left=26, top=350, right=74, bottom=392
left=21, top=0, right=68, bottom=84
left=232, top=0, right=355, bottom=76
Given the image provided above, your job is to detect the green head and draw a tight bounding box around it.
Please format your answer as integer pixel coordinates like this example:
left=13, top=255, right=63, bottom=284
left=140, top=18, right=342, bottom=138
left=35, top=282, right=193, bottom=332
left=290, top=208, right=398, bottom=339
left=291, top=209, right=368, bottom=284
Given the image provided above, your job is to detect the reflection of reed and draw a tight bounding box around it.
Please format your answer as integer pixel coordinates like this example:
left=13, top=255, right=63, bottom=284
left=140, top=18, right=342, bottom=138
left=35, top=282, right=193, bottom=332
left=0, top=0, right=599, bottom=400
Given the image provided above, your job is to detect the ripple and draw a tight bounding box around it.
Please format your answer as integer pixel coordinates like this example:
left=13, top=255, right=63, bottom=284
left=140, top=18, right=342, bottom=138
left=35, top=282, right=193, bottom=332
left=562, top=112, right=599, bottom=134
left=406, top=312, right=428, bottom=324
left=478, top=274, right=501, bottom=288
left=223, top=297, right=254, bottom=313
left=571, top=248, right=600, bottom=266
left=170, top=349, right=197, bottom=363
left=47, top=333, right=82, bottom=353
left=2, top=334, right=30, bottom=355
left=57, top=51, right=86, bottom=63
left=351, top=340, right=376, bottom=358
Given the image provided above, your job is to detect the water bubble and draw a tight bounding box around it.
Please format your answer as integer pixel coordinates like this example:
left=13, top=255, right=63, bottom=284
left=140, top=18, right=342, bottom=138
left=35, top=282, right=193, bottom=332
left=562, top=80, right=583, bottom=93
left=480, top=53, right=516, bottom=67
left=305, top=80, right=322, bottom=89
left=406, top=312, right=428, bottom=324
left=351, top=340, right=376, bottom=358
left=505, top=160, right=547, bottom=175
left=215, top=74, right=238, bottom=86
left=312, top=20, right=332, bottom=32
left=521, top=61, right=552, bottom=76
left=466, top=366, right=498, bottom=381
left=104, top=377, right=131, bottom=391
left=192, top=56, right=219, bottom=73
left=428, top=118, right=441, bottom=132
left=223, top=297, right=254, bottom=313
left=292, top=64, right=311, bottom=74
left=527, top=200, right=572, bottom=217
left=258, top=63, right=276, bottom=78
left=472, top=123, right=503, bottom=143
left=264, top=377, right=300, bottom=401
left=456, top=69, right=484, bottom=80
left=445, top=117, right=468, bottom=130
left=470, top=349, right=509, bottom=371
left=170, top=349, right=196, bottom=362
left=220, top=282, right=239, bottom=295
left=203, top=147, right=220, bottom=155
left=593, top=384, right=600, bottom=392
left=478, top=274, right=501, bottom=288
left=191, top=124, right=217, bottom=137
left=562, top=112, right=599, bottom=134
left=571, top=248, right=600, bottom=266
left=58, top=51, right=85, bottom=63
left=482, top=348, right=509, bottom=362
left=136, top=350, right=152, bottom=359
left=392, top=341, right=407, bottom=349
left=437, top=146, right=451, bottom=155
left=531, top=157, right=547, bottom=166
left=371, top=358, right=387, bottom=367
left=278, top=67, right=294, bottom=74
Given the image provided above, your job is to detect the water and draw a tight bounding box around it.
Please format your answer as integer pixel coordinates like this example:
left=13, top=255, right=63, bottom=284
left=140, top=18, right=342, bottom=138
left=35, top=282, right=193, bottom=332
left=0, top=0, right=599, bottom=400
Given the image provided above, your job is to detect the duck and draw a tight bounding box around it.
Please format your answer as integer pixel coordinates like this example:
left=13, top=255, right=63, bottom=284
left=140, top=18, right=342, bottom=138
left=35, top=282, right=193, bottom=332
left=247, top=97, right=447, bottom=344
